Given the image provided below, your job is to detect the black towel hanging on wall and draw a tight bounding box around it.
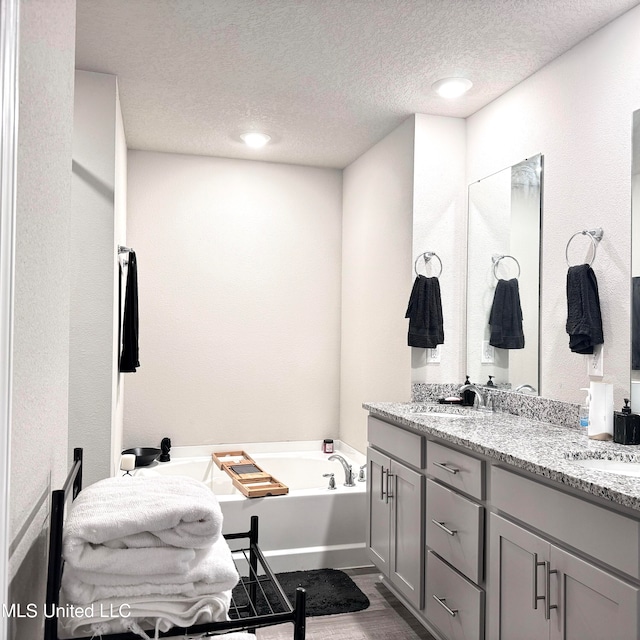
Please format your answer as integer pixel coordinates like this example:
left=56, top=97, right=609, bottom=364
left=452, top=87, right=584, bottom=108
left=120, top=250, right=140, bottom=372
left=405, top=275, right=444, bottom=348
left=565, top=263, right=603, bottom=354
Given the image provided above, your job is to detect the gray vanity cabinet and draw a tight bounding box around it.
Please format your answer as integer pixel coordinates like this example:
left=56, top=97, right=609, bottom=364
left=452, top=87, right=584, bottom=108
left=489, top=513, right=560, bottom=640
left=490, top=513, right=640, bottom=640
left=366, top=417, right=425, bottom=610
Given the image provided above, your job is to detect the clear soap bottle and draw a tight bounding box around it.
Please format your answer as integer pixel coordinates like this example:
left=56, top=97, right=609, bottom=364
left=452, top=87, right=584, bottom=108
left=579, top=388, right=590, bottom=439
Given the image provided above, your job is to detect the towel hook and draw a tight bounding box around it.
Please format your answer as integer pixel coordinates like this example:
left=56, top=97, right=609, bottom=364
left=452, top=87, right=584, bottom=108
left=492, top=254, right=521, bottom=280
left=565, top=228, right=603, bottom=267
left=414, top=251, right=443, bottom=278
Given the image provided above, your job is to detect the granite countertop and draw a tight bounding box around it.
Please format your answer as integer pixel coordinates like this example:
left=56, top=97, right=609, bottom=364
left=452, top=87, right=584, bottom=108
left=363, top=401, right=640, bottom=513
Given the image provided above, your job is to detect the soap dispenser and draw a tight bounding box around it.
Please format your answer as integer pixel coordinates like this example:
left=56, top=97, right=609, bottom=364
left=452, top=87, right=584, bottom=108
left=462, top=375, right=475, bottom=407
left=614, top=399, right=640, bottom=445
left=486, top=375, right=495, bottom=388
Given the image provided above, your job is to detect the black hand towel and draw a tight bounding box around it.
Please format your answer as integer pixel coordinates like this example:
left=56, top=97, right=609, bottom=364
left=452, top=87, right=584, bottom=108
left=405, top=275, right=444, bottom=348
left=565, top=264, right=603, bottom=355
left=120, top=250, right=140, bottom=372
left=633, top=277, right=640, bottom=370
left=489, top=278, right=525, bottom=349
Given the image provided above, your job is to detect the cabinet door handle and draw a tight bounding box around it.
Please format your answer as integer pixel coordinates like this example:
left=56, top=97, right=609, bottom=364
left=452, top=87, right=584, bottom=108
left=432, top=595, right=458, bottom=617
left=386, top=472, right=394, bottom=502
left=433, top=461, right=459, bottom=474
left=431, top=519, right=457, bottom=536
left=381, top=467, right=387, bottom=501
left=544, top=561, right=558, bottom=621
left=532, top=553, right=546, bottom=610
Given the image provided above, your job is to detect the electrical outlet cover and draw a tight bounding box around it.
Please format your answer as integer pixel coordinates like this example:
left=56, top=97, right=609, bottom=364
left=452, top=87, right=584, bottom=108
left=587, top=344, right=604, bottom=377
left=427, top=345, right=441, bottom=364
left=481, top=340, right=495, bottom=364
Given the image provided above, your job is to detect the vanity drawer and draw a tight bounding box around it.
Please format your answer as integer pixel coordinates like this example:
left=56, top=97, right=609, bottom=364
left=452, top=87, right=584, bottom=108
left=426, top=479, right=484, bottom=583
left=491, top=466, right=640, bottom=580
left=425, top=550, right=484, bottom=640
left=427, top=440, right=484, bottom=500
left=367, top=416, right=425, bottom=469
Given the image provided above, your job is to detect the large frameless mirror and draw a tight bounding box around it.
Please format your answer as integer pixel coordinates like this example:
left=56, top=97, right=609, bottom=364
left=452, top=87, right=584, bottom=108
left=631, top=110, right=640, bottom=412
left=465, top=154, right=543, bottom=393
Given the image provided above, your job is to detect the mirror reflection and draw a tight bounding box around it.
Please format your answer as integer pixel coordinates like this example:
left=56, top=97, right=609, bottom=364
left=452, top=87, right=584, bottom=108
left=466, top=155, right=542, bottom=393
left=631, top=110, right=640, bottom=412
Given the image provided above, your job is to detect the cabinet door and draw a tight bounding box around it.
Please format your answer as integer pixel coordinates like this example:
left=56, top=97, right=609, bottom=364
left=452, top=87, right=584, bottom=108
left=366, top=447, right=391, bottom=574
left=550, top=545, right=640, bottom=640
left=489, top=514, right=550, bottom=640
left=389, top=459, right=425, bottom=610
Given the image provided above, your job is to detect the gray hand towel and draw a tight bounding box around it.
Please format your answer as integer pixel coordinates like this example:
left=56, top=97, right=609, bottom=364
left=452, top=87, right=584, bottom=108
left=405, top=275, right=444, bottom=348
left=565, top=264, right=603, bottom=354
left=489, top=278, right=525, bottom=349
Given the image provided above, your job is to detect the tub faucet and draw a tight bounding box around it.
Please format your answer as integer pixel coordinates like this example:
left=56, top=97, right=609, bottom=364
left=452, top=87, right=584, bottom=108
left=328, top=454, right=356, bottom=487
left=459, top=383, right=492, bottom=411
left=323, top=473, right=336, bottom=490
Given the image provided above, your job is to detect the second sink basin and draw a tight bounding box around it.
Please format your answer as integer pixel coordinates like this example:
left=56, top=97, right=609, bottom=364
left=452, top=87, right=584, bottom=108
left=569, top=458, right=640, bottom=477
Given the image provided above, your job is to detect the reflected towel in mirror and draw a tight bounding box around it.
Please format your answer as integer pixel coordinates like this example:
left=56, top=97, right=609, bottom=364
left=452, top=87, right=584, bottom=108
left=489, top=278, right=524, bottom=349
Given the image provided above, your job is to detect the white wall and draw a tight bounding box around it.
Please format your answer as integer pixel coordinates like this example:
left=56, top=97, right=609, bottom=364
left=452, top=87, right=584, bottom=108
left=113, top=87, right=127, bottom=475
left=466, top=5, right=640, bottom=406
left=340, top=117, right=415, bottom=453
left=411, top=114, right=467, bottom=384
left=8, top=0, right=75, bottom=637
left=125, top=151, right=342, bottom=448
left=69, top=70, right=126, bottom=487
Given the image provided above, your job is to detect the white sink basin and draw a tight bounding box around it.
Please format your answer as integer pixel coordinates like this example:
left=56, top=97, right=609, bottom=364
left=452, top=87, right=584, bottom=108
left=570, top=458, right=640, bottom=477
left=398, top=404, right=474, bottom=420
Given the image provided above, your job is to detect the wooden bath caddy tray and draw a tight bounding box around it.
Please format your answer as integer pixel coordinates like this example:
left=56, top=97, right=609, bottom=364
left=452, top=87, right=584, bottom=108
left=211, top=450, right=289, bottom=498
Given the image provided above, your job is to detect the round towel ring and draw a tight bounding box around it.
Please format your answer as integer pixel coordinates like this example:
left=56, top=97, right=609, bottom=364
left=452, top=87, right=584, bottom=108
left=565, top=228, right=603, bottom=267
left=492, top=254, right=521, bottom=280
left=414, top=251, right=442, bottom=278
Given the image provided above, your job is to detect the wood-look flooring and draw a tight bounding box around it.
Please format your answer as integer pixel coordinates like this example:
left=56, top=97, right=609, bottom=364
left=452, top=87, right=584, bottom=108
left=256, top=568, right=438, bottom=640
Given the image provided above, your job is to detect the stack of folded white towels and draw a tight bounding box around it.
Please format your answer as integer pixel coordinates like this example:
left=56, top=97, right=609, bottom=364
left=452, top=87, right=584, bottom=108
left=59, top=475, right=240, bottom=639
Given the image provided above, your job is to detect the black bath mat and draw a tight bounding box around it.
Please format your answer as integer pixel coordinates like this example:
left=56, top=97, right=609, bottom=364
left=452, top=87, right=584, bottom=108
left=232, top=568, right=370, bottom=617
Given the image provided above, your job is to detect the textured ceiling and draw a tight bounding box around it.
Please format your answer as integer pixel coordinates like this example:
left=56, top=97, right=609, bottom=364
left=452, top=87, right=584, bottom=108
left=76, top=0, right=639, bottom=168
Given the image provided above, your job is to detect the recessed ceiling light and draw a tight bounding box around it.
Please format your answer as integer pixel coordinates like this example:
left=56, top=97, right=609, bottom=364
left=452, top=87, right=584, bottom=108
left=431, top=77, right=473, bottom=99
left=240, top=132, right=271, bottom=148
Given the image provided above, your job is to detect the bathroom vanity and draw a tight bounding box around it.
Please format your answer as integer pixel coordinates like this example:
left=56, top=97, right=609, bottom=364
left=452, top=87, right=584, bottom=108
left=363, top=402, right=640, bottom=640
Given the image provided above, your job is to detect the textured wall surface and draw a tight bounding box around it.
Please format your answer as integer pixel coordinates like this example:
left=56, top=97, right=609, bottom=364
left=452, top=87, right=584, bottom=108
left=125, top=151, right=342, bottom=448
left=8, top=0, right=75, bottom=636
left=340, top=117, right=415, bottom=453
left=466, top=5, right=640, bottom=406
left=411, top=114, right=467, bottom=385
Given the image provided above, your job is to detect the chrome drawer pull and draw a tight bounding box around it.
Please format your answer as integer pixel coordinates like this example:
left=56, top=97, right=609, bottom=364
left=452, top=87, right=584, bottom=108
left=381, top=467, right=387, bottom=501
left=544, top=561, right=558, bottom=621
left=431, top=519, right=457, bottom=536
left=386, top=472, right=394, bottom=502
left=532, top=553, right=546, bottom=610
left=433, top=461, right=459, bottom=474
left=432, top=595, right=458, bottom=617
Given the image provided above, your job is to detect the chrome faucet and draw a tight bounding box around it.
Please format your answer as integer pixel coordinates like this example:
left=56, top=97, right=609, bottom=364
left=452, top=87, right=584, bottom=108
left=515, top=384, right=537, bottom=393
left=459, top=383, right=492, bottom=411
left=328, top=454, right=356, bottom=487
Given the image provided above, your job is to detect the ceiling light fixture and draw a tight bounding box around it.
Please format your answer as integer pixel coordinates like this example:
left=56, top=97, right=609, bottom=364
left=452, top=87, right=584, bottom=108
left=240, top=132, right=271, bottom=148
left=432, top=77, right=473, bottom=99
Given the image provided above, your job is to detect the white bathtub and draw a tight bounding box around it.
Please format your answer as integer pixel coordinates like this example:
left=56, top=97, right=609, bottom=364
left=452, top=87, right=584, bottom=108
left=135, top=441, right=368, bottom=572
